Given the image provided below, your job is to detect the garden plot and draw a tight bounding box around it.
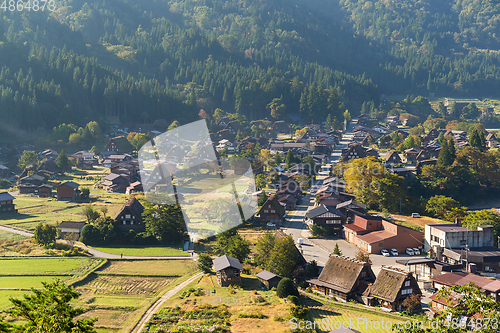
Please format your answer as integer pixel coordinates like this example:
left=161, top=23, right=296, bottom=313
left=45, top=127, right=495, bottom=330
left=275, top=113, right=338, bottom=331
left=81, top=275, right=175, bottom=296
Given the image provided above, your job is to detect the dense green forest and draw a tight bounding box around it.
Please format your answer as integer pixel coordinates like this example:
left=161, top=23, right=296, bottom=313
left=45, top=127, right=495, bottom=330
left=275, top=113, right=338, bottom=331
left=1, top=0, right=500, bottom=132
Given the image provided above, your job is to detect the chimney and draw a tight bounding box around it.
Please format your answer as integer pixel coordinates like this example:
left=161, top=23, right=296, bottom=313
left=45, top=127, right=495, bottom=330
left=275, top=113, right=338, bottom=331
left=455, top=217, right=461, bottom=227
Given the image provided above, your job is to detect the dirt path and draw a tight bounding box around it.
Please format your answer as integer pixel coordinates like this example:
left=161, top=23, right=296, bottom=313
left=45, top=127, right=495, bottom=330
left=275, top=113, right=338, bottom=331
left=130, top=272, right=203, bottom=333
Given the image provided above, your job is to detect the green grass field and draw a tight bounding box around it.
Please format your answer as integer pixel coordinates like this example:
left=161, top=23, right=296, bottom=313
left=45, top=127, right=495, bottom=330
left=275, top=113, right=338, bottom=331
left=0, top=290, right=28, bottom=310
left=308, top=306, right=406, bottom=333
left=90, top=246, right=189, bottom=257
left=0, top=257, right=101, bottom=275
left=0, top=276, right=70, bottom=289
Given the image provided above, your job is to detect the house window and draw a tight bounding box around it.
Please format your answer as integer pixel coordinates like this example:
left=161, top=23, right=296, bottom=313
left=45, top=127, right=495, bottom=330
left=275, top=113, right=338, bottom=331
left=404, top=281, right=410, bottom=287
left=271, top=210, right=275, bottom=213
left=125, top=214, right=131, bottom=218
left=264, top=210, right=269, bottom=213
left=379, top=243, right=384, bottom=247
left=460, top=240, right=466, bottom=246
left=122, top=221, right=126, bottom=225
left=326, top=220, right=334, bottom=224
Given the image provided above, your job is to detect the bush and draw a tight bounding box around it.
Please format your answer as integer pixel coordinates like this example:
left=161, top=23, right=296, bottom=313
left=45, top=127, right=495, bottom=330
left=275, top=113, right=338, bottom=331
left=254, top=296, right=266, bottom=303
left=287, top=295, right=300, bottom=305
left=276, top=278, right=299, bottom=298
left=290, top=305, right=309, bottom=319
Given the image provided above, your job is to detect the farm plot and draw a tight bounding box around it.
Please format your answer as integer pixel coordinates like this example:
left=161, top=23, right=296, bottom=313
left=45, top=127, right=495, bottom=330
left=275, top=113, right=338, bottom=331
left=73, top=259, right=199, bottom=332
left=81, top=275, right=175, bottom=296
left=0, top=257, right=100, bottom=276
left=0, top=257, right=104, bottom=314
left=77, top=309, right=135, bottom=331
left=308, top=306, right=404, bottom=333
left=98, top=259, right=197, bottom=276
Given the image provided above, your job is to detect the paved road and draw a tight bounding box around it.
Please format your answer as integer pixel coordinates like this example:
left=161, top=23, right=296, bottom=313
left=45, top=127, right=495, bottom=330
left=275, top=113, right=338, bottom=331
left=0, top=224, right=197, bottom=260
left=281, top=120, right=357, bottom=267
left=130, top=272, right=204, bottom=333
left=0, top=225, right=34, bottom=237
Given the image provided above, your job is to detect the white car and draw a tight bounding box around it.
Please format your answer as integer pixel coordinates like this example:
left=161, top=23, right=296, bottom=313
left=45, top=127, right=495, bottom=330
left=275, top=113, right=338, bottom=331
left=391, top=248, right=399, bottom=256
left=406, top=248, right=414, bottom=256
left=412, top=213, right=421, bottom=218
left=413, top=248, right=420, bottom=255
left=381, top=249, right=390, bottom=257
left=266, top=222, right=276, bottom=228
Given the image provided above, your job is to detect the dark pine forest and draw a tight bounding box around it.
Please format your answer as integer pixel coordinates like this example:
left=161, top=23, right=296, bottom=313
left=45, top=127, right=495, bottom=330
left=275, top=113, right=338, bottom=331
left=1, top=0, right=500, bottom=131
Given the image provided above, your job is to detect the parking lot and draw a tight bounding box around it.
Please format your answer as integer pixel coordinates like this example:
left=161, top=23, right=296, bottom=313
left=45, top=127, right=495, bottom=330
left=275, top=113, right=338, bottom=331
left=311, top=239, right=425, bottom=276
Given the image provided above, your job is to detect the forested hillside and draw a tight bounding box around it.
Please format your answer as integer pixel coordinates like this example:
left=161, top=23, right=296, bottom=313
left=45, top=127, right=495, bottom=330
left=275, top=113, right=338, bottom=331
left=1, top=0, right=500, bottom=132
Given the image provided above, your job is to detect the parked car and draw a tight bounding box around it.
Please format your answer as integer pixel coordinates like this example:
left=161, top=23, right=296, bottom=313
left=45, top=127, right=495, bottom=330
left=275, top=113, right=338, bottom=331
left=387, top=216, right=394, bottom=220
left=266, top=222, right=276, bottom=228
left=406, top=248, right=414, bottom=256
left=381, top=249, right=390, bottom=257
left=297, top=238, right=304, bottom=245
left=413, top=248, right=420, bottom=255
left=411, top=213, right=421, bottom=218
left=391, top=248, right=399, bottom=256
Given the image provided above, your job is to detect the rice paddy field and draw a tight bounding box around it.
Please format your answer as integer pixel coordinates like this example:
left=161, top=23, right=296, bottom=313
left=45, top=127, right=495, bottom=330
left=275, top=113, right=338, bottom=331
left=74, top=259, right=198, bottom=332
left=0, top=257, right=104, bottom=310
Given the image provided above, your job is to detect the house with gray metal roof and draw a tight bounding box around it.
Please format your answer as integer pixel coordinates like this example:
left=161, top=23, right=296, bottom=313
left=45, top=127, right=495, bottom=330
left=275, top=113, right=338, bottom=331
left=213, top=255, right=243, bottom=287
left=0, top=192, right=16, bottom=213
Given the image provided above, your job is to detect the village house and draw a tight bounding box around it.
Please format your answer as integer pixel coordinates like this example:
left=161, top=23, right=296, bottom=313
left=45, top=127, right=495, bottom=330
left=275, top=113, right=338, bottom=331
left=305, top=204, right=346, bottom=236
left=336, top=200, right=367, bottom=223
left=425, top=223, right=500, bottom=272
left=57, top=221, right=87, bottom=239
left=38, top=184, right=53, bottom=198
left=365, top=266, right=421, bottom=311
left=307, top=255, right=376, bottom=301
left=431, top=272, right=500, bottom=302
left=416, top=149, right=431, bottom=161
left=395, top=257, right=463, bottom=281
left=114, top=196, right=145, bottom=232
left=0, top=192, right=16, bottom=213
left=69, top=151, right=97, bottom=167
left=103, top=136, right=134, bottom=154
left=341, top=143, right=367, bottom=162
left=213, top=255, right=243, bottom=287
left=258, top=194, right=286, bottom=225
left=384, top=150, right=402, bottom=165
left=278, top=195, right=297, bottom=210
left=256, top=270, right=283, bottom=289
left=56, top=182, right=80, bottom=201
left=125, top=181, right=143, bottom=195
left=486, top=133, right=498, bottom=147
left=404, top=148, right=420, bottom=162
left=102, top=173, right=130, bottom=193
left=0, top=164, right=9, bottom=178
left=343, top=213, right=423, bottom=254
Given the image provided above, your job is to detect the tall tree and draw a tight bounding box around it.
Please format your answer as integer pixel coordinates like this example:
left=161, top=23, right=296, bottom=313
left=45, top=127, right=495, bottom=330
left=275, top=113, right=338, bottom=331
left=18, top=150, right=38, bottom=169
left=55, top=150, right=69, bottom=171
left=142, top=203, right=186, bottom=244
left=33, top=223, right=57, bottom=246
left=255, top=232, right=276, bottom=267
left=437, top=139, right=452, bottom=166
left=266, top=235, right=299, bottom=276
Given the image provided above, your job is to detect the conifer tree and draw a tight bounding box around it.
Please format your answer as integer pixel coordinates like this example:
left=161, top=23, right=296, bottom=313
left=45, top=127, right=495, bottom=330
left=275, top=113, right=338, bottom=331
left=437, top=139, right=451, bottom=166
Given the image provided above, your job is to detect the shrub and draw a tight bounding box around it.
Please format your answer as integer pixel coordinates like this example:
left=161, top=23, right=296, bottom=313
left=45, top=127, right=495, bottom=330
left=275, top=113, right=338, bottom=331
left=276, top=278, right=299, bottom=298
left=305, top=287, right=312, bottom=293
left=288, top=295, right=300, bottom=305
left=254, top=296, right=266, bottom=303
left=238, top=311, right=266, bottom=319
left=290, top=305, right=309, bottom=319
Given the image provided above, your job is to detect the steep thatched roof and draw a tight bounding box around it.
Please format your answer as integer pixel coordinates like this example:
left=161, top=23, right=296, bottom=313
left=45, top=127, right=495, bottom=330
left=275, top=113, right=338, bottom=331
left=369, top=266, right=412, bottom=302
left=318, top=255, right=373, bottom=293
